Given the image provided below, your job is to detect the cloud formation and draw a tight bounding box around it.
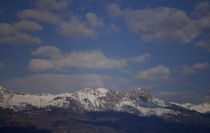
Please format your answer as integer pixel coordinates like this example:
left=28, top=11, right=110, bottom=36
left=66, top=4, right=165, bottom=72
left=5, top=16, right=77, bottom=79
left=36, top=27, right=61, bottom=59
left=58, top=13, right=103, bottom=39
left=136, top=65, right=171, bottom=81
left=18, top=9, right=63, bottom=25
left=29, top=46, right=151, bottom=72
left=14, top=20, right=43, bottom=32
left=29, top=46, right=127, bottom=72
left=0, top=21, right=42, bottom=45
left=124, top=7, right=199, bottom=43
left=18, top=7, right=103, bottom=39
left=107, top=3, right=210, bottom=44
left=31, top=45, right=62, bottom=59
left=181, top=62, right=210, bottom=75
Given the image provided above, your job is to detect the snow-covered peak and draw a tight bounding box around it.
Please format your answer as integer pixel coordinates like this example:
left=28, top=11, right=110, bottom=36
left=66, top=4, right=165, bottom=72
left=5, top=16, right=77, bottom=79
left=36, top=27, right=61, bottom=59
left=0, top=87, right=179, bottom=116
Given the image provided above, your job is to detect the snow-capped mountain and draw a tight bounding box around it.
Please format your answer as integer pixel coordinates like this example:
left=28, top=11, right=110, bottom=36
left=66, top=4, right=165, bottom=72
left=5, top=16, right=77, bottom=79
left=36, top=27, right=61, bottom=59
left=1, top=86, right=209, bottom=117
left=0, top=86, right=179, bottom=117
left=1, top=86, right=210, bottom=133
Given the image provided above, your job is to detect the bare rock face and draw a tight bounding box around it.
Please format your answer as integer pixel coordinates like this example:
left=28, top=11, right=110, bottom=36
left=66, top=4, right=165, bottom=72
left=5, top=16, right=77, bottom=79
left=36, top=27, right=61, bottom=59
left=128, top=88, right=153, bottom=104
left=128, top=88, right=151, bottom=100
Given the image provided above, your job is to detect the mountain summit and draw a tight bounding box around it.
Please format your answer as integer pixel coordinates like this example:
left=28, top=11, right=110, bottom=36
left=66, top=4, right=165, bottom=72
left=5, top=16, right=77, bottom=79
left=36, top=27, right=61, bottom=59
left=1, top=86, right=210, bottom=116
left=0, top=87, right=175, bottom=116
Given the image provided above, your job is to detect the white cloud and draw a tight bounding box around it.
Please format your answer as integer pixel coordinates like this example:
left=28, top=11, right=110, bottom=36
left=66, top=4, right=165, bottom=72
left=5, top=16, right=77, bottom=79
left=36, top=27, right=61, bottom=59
left=29, top=46, right=151, bottom=72
left=196, top=40, right=210, bottom=52
left=123, top=7, right=199, bottom=43
left=86, top=12, right=103, bottom=28
left=129, top=52, right=151, bottom=63
left=58, top=13, right=103, bottom=39
left=136, top=65, right=171, bottom=81
left=58, top=18, right=96, bottom=39
left=29, top=59, right=58, bottom=72
left=18, top=0, right=105, bottom=40
left=181, top=62, right=210, bottom=75
left=29, top=46, right=127, bottom=72
left=18, top=9, right=63, bottom=25
left=14, top=20, right=43, bottom=32
left=0, top=21, right=42, bottom=45
left=2, top=74, right=128, bottom=93
left=18, top=9, right=103, bottom=39
left=36, top=0, right=72, bottom=11
left=31, top=45, right=62, bottom=59
left=106, top=4, right=210, bottom=44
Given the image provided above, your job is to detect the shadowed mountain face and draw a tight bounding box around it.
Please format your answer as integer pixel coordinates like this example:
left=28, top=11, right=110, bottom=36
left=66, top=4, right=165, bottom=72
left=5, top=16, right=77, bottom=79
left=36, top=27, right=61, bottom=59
left=0, top=87, right=210, bottom=133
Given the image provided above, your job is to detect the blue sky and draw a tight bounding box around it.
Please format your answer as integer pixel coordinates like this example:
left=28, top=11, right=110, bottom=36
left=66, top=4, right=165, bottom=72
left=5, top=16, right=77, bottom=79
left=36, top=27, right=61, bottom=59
left=0, top=0, right=210, bottom=104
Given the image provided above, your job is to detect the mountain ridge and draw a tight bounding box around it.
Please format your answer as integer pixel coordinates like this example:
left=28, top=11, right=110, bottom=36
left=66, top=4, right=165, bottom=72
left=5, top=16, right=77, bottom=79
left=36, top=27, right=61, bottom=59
left=1, top=86, right=210, bottom=133
left=0, top=86, right=210, bottom=116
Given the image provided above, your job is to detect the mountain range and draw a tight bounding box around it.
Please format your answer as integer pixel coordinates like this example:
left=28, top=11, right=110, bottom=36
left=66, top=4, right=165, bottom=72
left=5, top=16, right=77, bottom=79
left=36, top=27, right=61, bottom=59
left=1, top=86, right=210, bottom=133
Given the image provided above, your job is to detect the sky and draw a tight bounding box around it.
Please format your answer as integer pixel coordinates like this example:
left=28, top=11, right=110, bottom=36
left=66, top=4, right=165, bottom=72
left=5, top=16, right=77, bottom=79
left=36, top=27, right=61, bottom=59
left=0, top=0, right=210, bottom=104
